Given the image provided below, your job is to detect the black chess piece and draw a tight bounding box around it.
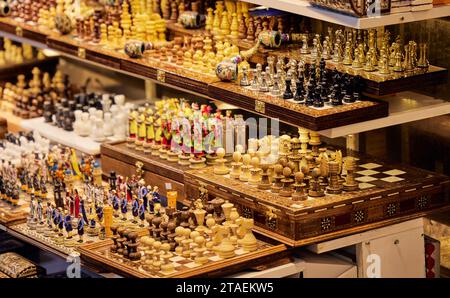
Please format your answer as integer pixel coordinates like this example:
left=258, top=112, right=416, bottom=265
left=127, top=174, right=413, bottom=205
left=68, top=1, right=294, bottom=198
left=314, top=86, right=324, bottom=107
left=283, top=75, right=294, bottom=99
left=294, top=72, right=305, bottom=102
left=331, top=83, right=342, bottom=106
left=305, top=84, right=315, bottom=106
left=43, top=101, right=53, bottom=123
left=320, top=79, right=329, bottom=103
left=343, top=75, right=354, bottom=103
left=63, top=108, right=73, bottom=131
left=109, top=171, right=117, bottom=190
left=353, top=75, right=363, bottom=101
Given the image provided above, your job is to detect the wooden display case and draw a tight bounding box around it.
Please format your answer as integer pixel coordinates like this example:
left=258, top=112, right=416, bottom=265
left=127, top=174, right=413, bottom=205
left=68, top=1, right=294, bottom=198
left=184, top=152, right=450, bottom=247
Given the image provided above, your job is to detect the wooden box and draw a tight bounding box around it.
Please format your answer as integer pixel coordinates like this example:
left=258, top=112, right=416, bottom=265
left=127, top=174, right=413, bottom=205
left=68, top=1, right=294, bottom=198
left=209, top=82, right=389, bottom=131
left=101, top=141, right=189, bottom=204
left=184, top=153, right=450, bottom=247
left=79, top=235, right=288, bottom=278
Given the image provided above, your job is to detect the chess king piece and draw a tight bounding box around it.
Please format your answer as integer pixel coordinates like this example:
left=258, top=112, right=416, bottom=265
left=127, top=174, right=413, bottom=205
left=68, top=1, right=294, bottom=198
left=213, top=148, right=230, bottom=175
left=343, top=157, right=359, bottom=191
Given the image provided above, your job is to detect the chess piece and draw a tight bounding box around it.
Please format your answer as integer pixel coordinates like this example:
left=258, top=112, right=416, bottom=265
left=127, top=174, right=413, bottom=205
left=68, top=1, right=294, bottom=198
left=343, top=157, right=359, bottom=191
left=308, top=168, right=325, bottom=197
left=237, top=218, right=257, bottom=252
left=159, top=243, right=175, bottom=274
left=239, top=154, right=251, bottom=182
left=230, top=151, right=242, bottom=179
left=417, top=43, right=429, bottom=68
left=342, top=41, right=353, bottom=65
left=283, top=72, right=294, bottom=99
left=248, top=156, right=262, bottom=186
left=271, top=164, right=284, bottom=193
left=292, top=172, right=307, bottom=201
left=279, top=167, right=294, bottom=197
left=214, top=226, right=236, bottom=259
left=193, top=236, right=208, bottom=265
left=213, top=148, right=229, bottom=175
left=326, top=161, right=342, bottom=194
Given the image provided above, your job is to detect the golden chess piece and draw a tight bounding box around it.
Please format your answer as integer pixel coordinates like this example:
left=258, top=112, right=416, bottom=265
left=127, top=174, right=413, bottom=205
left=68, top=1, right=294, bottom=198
left=230, top=151, right=243, bottom=179
left=229, top=12, right=239, bottom=40
left=342, top=41, right=353, bottom=65
left=239, top=154, right=252, bottom=182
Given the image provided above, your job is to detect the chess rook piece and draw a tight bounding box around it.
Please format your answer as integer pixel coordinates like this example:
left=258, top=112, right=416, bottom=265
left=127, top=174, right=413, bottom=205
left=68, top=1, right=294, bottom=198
left=343, top=157, right=359, bottom=191
left=326, top=161, right=342, bottom=194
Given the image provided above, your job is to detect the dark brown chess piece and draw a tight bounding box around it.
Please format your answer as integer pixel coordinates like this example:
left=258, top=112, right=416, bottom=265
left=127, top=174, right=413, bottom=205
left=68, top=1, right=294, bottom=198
left=116, top=227, right=127, bottom=255
left=122, top=230, right=131, bottom=258
left=167, top=221, right=177, bottom=250
left=110, top=224, right=119, bottom=253
left=308, top=168, right=325, bottom=197
left=160, top=221, right=169, bottom=243
left=179, top=206, right=191, bottom=228
left=246, top=17, right=255, bottom=41
left=211, top=198, right=225, bottom=224
left=127, top=231, right=140, bottom=261
left=326, top=161, right=342, bottom=194
left=152, top=215, right=163, bottom=241
left=271, top=164, right=284, bottom=193
left=292, top=172, right=307, bottom=201
left=279, top=167, right=294, bottom=197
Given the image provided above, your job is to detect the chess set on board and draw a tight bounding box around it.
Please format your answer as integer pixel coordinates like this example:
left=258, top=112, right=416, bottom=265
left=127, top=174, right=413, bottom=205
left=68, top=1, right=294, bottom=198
left=78, top=198, right=287, bottom=278
left=184, top=129, right=450, bottom=246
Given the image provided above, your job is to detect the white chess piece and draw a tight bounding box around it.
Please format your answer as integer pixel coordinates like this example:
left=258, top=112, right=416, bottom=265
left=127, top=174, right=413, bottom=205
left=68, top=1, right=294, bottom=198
left=114, top=94, right=125, bottom=106
left=78, top=112, right=91, bottom=137
left=73, top=110, right=83, bottom=135
left=103, top=112, right=114, bottom=137
left=102, top=94, right=112, bottom=113
left=92, top=118, right=105, bottom=142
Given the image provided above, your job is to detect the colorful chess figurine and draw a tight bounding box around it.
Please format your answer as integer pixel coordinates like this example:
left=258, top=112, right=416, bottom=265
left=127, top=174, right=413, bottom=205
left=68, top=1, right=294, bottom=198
left=77, top=214, right=85, bottom=243
left=131, top=195, right=139, bottom=224
left=120, top=193, right=128, bottom=221
left=138, top=198, right=145, bottom=227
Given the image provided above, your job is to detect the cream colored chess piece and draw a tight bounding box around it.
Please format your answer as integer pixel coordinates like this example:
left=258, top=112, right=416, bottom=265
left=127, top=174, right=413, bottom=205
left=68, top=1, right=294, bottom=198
left=213, top=148, right=230, bottom=175
left=248, top=156, right=262, bottom=186
left=160, top=243, right=176, bottom=274
left=230, top=151, right=242, bottom=179
left=237, top=218, right=257, bottom=252
left=239, top=153, right=251, bottom=182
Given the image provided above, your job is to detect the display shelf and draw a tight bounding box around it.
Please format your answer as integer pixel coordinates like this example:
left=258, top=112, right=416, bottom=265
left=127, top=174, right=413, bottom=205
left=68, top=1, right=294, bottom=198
left=318, top=91, right=450, bottom=138
left=0, top=111, right=23, bottom=133
left=0, top=56, right=59, bottom=81
left=0, top=17, right=390, bottom=131
left=242, top=0, right=450, bottom=29
left=20, top=117, right=124, bottom=156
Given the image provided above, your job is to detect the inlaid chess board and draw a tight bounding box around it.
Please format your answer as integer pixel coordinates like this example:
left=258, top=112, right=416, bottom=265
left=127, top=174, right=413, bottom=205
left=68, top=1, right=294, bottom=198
left=184, top=153, right=450, bottom=246
left=78, top=237, right=287, bottom=278
left=0, top=198, right=29, bottom=226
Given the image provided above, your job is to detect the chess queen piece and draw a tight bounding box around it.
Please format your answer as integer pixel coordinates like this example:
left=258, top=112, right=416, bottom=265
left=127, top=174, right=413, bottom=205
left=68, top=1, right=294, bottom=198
left=343, top=157, right=359, bottom=191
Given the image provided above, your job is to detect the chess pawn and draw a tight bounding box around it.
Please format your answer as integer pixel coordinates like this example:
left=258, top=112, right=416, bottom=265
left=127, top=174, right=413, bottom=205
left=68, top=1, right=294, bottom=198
left=283, top=72, right=294, bottom=99
left=308, top=168, right=325, bottom=197
left=393, top=51, right=404, bottom=72
left=160, top=243, right=176, bottom=274
left=248, top=156, right=262, bottom=186
left=181, top=228, right=193, bottom=258
left=259, top=72, right=269, bottom=92
left=364, top=51, right=376, bottom=72
left=194, top=236, right=208, bottom=265
left=322, top=40, right=332, bottom=60
left=342, top=41, right=353, bottom=65
left=291, top=172, right=307, bottom=201
left=246, top=17, right=255, bottom=41
left=250, top=69, right=260, bottom=91
left=230, top=151, right=243, bottom=179
left=270, top=164, right=284, bottom=193
left=379, top=55, right=391, bottom=75
left=174, top=226, right=185, bottom=255
left=300, top=35, right=310, bottom=54
left=213, top=148, right=230, bottom=175
left=352, top=48, right=362, bottom=68
left=151, top=241, right=162, bottom=271
left=279, top=167, right=294, bottom=197
left=239, top=154, right=251, bottom=182
left=343, top=157, right=359, bottom=191
left=240, top=66, right=250, bottom=87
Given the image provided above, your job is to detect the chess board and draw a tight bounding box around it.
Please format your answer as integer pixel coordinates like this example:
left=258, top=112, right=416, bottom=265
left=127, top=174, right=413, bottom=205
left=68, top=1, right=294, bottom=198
left=184, top=152, right=450, bottom=246
left=0, top=198, right=29, bottom=226
left=8, top=222, right=148, bottom=257
left=78, top=237, right=287, bottom=278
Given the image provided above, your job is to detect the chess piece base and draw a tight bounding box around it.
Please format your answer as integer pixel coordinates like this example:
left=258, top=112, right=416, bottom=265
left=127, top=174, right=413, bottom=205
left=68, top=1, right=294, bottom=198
left=230, top=171, right=241, bottom=179
left=326, top=187, right=342, bottom=194
left=143, top=142, right=152, bottom=154
left=270, top=185, right=282, bottom=193
left=343, top=183, right=359, bottom=192
left=151, top=144, right=161, bottom=156
left=126, top=137, right=136, bottom=148
left=64, top=237, right=77, bottom=247
left=292, top=193, right=307, bottom=201
left=308, top=190, right=325, bottom=197
left=167, top=151, right=180, bottom=162
left=178, top=154, right=191, bottom=166
left=135, top=140, right=144, bottom=151
left=189, top=158, right=206, bottom=169
left=258, top=182, right=271, bottom=190
left=279, top=189, right=293, bottom=197
left=159, top=147, right=168, bottom=159
left=206, top=154, right=218, bottom=165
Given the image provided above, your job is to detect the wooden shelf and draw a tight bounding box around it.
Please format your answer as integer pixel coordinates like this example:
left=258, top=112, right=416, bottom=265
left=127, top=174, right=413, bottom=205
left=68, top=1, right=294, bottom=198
left=0, top=17, right=391, bottom=131
left=318, top=91, right=450, bottom=138
left=242, top=0, right=450, bottom=29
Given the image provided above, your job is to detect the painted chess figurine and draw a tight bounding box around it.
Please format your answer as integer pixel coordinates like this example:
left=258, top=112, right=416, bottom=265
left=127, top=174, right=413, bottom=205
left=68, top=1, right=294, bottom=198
left=112, top=190, right=119, bottom=217
left=64, top=210, right=73, bottom=239
left=132, top=195, right=139, bottom=223
left=77, top=214, right=85, bottom=243
left=120, top=194, right=128, bottom=221
left=138, top=198, right=145, bottom=227
left=57, top=208, right=64, bottom=236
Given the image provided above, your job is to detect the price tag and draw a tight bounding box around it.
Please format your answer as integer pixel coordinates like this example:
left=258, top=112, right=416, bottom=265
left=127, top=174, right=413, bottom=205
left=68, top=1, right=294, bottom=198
left=165, top=183, right=172, bottom=190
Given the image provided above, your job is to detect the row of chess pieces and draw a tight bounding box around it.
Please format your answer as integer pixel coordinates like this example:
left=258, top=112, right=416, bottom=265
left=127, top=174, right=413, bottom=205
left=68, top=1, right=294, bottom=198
left=298, top=28, right=429, bottom=74
left=0, top=38, right=43, bottom=65
left=1, top=68, right=67, bottom=119
left=112, top=198, right=259, bottom=274
left=209, top=130, right=360, bottom=200
left=240, top=57, right=363, bottom=107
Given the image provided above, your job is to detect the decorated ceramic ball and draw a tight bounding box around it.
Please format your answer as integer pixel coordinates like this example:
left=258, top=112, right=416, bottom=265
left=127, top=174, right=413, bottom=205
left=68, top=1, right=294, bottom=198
left=55, top=13, right=73, bottom=35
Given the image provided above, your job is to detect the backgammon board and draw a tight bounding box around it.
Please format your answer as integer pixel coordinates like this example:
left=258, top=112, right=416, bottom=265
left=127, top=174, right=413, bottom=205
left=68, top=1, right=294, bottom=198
left=184, top=152, right=450, bottom=247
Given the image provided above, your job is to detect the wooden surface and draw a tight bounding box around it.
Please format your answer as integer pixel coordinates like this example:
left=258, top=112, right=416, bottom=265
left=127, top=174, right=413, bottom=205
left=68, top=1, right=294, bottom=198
left=0, top=56, right=59, bottom=82
left=184, top=150, right=450, bottom=246
left=0, top=17, right=394, bottom=131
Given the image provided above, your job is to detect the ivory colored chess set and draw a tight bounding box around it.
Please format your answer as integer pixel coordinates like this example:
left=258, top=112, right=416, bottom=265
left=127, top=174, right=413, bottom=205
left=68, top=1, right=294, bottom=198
left=78, top=198, right=286, bottom=277
left=184, top=129, right=450, bottom=246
